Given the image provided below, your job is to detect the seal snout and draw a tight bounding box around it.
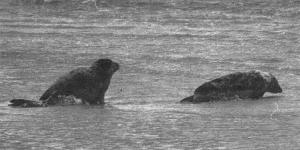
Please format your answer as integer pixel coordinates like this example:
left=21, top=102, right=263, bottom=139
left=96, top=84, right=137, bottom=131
left=275, top=84, right=283, bottom=93
left=272, top=86, right=282, bottom=93
left=112, top=62, right=120, bottom=72
left=267, top=76, right=283, bottom=93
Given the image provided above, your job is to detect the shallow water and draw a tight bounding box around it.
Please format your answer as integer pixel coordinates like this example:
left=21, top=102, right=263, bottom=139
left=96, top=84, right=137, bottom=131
left=1, top=0, right=300, bottom=149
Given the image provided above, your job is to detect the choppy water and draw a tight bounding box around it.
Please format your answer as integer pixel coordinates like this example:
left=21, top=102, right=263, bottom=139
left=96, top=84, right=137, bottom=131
left=0, top=0, right=300, bottom=149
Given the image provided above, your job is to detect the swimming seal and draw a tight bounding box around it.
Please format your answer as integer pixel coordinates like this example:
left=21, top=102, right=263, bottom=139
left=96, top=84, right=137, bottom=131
left=9, top=58, right=119, bottom=107
left=180, top=70, right=282, bottom=103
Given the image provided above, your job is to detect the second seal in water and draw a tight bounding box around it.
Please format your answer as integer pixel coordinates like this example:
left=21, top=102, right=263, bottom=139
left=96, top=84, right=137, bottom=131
left=181, top=70, right=282, bottom=103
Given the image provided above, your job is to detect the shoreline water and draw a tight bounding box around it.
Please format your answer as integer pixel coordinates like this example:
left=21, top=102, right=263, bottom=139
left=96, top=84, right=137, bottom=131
left=1, top=0, right=299, bottom=149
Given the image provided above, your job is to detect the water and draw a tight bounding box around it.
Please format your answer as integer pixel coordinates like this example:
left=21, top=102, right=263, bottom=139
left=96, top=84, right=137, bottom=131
left=0, top=0, right=300, bottom=149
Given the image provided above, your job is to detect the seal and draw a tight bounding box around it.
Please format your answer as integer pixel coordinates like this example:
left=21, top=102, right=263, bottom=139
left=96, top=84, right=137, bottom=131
left=180, top=70, right=282, bottom=103
left=9, top=58, right=119, bottom=107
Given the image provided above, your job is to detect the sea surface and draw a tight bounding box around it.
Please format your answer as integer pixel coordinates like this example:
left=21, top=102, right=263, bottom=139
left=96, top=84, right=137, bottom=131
left=0, top=0, right=300, bottom=149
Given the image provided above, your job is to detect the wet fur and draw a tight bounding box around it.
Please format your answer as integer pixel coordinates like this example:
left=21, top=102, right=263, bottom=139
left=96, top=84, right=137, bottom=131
left=9, top=59, right=119, bottom=107
left=181, top=70, right=282, bottom=103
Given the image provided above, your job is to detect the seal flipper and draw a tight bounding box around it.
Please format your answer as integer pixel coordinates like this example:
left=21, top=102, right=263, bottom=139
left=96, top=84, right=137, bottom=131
left=180, top=96, right=194, bottom=103
left=9, top=99, right=45, bottom=107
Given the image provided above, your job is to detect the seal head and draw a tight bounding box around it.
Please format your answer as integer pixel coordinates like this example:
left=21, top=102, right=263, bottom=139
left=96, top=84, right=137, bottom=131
left=91, top=59, right=119, bottom=75
left=267, top=74, right=282, bottom=93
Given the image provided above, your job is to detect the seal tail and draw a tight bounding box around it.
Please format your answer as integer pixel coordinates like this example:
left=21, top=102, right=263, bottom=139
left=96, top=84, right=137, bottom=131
left=9, top=99, right=46, bottom=107
left=180, top=95, right=194, bottom=103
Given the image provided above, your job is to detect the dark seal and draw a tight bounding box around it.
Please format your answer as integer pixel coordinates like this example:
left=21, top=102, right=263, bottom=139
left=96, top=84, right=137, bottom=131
left=181, top=70, right=282, bottom=103
left=9, top=58, right=119, bottom=107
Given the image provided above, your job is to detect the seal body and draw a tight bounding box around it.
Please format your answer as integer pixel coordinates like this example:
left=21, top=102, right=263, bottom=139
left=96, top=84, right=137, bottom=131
left=9, top=59, right=119, bottom=107
left=181, top=70, right=282, bottom=103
